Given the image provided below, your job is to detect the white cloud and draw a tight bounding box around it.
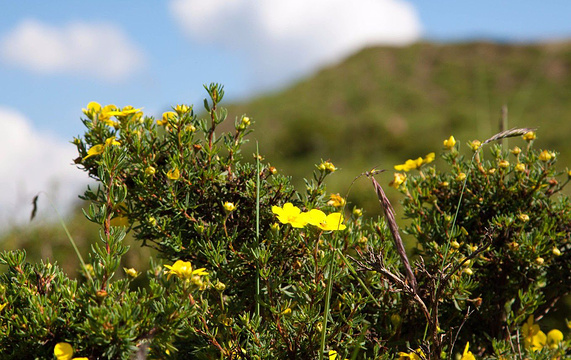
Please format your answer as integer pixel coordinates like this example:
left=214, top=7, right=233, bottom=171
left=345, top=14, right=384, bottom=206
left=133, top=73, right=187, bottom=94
left=0, top=107, right=88, bottom=227
left=0, top=19, right=146, bottom=82
left=169, top=0, right=421, bottom=89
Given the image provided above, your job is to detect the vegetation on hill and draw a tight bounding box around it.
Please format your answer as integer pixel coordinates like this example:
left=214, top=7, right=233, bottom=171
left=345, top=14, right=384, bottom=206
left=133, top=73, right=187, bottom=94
left=224, top=41, right=571, bottom=212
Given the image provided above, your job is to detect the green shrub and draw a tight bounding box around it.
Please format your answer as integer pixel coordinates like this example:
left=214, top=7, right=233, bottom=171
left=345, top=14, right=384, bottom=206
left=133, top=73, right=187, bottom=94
left=0, top=85, right=569, bottom=359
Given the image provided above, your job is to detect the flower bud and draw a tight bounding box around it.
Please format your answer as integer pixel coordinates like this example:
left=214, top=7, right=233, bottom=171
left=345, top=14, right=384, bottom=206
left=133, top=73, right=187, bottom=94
left=523, top=131, right=536, bottom=141
left=145, top=166, right=156, bottom=176
left=223, top=202, right=236, bottom=212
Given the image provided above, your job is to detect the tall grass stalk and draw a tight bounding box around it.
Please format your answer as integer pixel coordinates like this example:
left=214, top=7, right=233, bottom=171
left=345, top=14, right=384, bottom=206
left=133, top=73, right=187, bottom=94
left=255, top=142, right=261, bottom=319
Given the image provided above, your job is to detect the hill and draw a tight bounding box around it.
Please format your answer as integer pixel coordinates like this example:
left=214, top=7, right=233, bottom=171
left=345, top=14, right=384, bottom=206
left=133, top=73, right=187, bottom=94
left=225, top=41, right=571, bottom=213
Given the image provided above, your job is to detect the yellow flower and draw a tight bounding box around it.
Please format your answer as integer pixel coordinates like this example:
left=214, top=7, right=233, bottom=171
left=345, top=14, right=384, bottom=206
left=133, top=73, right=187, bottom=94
left=443, top=135, right=456, bottom=150
left=238, top=116, right=251, bottom=130
left=223, top=202, right=236, bottom=212
left=518, top=214, right=530, bottom=222
left=394, top=158, right=421, bottom=172
left=0, top=303, right=7, bottom=312
left=272, top=203, right=308, bottom=228
left=498, top=160, right=510, bottom=169
left=327, top=193, right=346, bottom=207
left=469, top=140, right=481, bottom=151
left=105, top=137, right=121, bottom=146
left=82, top=101, right=102, bottom=115
left=124, top=268, right=139, bottom=278
left=54, top=343, right=74, bottom=360
left=523, top=131, right=536, bottom=141
left=546, top=329, right=564, bottom=349
left=145, top=166, right=156, bottom=176
left=305, top=209, right=346, bottom=231
left=318, top=161, right=337, bottom=173
left=522, top=316, right=547, bottom=351
left=175, top=104, right=190, bottom=114
left=460, top=342, right=475, bottom=360
left=106, top=105, right=142, bottom=117
left=167, top=168, right=180, bottom=180
left=164, top=260, right=208, bottom=282
left=158, top=111, right=176, bottom=126
left=389, top=172, right=406, bottom=188
left=552, top=247, right=561, bottom=256
left=456, top=172, right=467, bottom=181
left=539, top=150, right=552, bottom=162
left=395, top=153, right=434, bottom=171
left=511, top=146, right=522, bottom=155
left=328, top=350, right=338, bottom=360
left=423, top=152, right=436, bottom=165
left=398, top=349, right=425, bottom=360
left=280, top=307, right=292, bottom=316
left=83, top=144, right=105, bottom=160
left=535, top=257, right=544, bottom=265
left=515, top=163, right=526, bottom=172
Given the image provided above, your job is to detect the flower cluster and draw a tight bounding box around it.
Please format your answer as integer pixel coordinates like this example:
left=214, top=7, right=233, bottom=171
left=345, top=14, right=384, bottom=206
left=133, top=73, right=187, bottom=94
left=54, top=342, right=88, bottom=360
left=394, top=152, right=435, bottom=172
left=164, top=260, right=208, bottom=288
left=272, top=203, right=346, bottom=231
left=522, top=316, right=564, bottom=351
left=82, top=101, right=142, bottom=129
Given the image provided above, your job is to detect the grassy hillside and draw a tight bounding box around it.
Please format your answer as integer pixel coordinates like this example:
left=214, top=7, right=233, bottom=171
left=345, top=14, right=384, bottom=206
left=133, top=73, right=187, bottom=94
left=225, top=41, right=571, bottom=213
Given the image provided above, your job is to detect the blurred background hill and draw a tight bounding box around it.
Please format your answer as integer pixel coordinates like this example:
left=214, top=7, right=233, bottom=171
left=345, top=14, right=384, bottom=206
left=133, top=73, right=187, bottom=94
left=225, top=40, right=571, bottom=213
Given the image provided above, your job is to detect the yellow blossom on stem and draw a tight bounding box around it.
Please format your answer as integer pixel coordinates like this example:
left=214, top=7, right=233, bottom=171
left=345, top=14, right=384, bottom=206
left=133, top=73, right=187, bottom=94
left=523, top=131, right=536, bottom=141
left=317, top=160, right=337, bottom=173
left=223, top=202, right=236, bottom=212
left=327, top=193, right=346, bottom=207
left=105, top=137, right=121, bottom=146
left=460, top=342, right=475, bottom=360
left=0, top=303, right=7, bottom=312
left=106, top=105, right=142, bottom=117
left=395, top=153, right=434, bottom=171
left=124, top=268, right=139, bottom=278
left=498, top=159, right=510, bottom=169
left=158, top=111, right=176, bottom=126
left=389, top=172, right=406, bottom=188
left=54, top=342, right=80, bottom=360
left=164, top=260, right=208, bottom=282
left=515, top=163, right=526, bottom=172
left=272, top=203, right=308, bottom=228
left=398, top=349, right=425, bottom=360
left=539, top=150, right=553, bottom=162
left=83, top=144, right=105, bottom=160
left=167, top=168, right=180, bottom=180
left=511, top=146, right=521, bottom=155
left=145, top=166, right=156, bottom=176
left=238, top=116, right=251, bottom=130
left=456, top=172, right=467, bottom=181
left=305, top=209, right=346, bottom=231
left=546, top=329, right=564, bottom=349
left=82, top=101, right=102, bottom=115
left=175, top=104, right=190, bottom=114
left=522, top=316, right=546, bottom=351
left=469, top=140, right=481, bottom=151
left=443, top=135, right=457, bottom=149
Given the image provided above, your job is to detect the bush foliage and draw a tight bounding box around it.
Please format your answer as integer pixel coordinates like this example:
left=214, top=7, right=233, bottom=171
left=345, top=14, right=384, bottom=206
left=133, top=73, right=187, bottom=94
left=0, top=84, right=569, bottom=359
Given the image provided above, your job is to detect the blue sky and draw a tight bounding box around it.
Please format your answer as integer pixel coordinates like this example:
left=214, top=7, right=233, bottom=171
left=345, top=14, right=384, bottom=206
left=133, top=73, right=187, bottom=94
left=0, top=0, right=570, bottom=225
